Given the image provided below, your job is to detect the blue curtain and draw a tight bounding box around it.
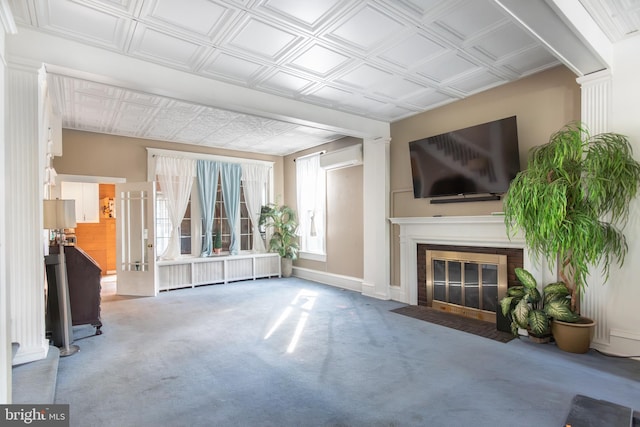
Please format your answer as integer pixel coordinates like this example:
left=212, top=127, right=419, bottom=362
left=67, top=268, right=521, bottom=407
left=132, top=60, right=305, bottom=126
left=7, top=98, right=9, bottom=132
left=221, top=163, right=242, bottom=255
left=197, top=160, right=220, bottom=256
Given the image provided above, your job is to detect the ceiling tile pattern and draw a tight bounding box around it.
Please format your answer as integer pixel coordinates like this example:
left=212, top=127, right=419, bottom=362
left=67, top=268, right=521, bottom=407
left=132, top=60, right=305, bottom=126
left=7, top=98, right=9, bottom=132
left=12, top=0, right=562, bottom=122
left=47, top=73, right=342, bottom=155
left=579, top=0, right=640, bottom=42
left=8, top=0, right=639, bottom=155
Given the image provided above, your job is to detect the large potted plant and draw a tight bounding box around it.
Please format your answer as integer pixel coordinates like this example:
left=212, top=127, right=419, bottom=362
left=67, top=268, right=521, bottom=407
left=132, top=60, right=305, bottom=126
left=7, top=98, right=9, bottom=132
left=504, top=122, right=640, bottom=353
left=259, top=203, right=299, bottom=277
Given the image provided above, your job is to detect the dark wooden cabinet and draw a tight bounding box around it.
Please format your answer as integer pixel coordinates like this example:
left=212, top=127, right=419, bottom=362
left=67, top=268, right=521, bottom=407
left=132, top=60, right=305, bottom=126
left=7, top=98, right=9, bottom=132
left=48, top=245, right=103, bottom=335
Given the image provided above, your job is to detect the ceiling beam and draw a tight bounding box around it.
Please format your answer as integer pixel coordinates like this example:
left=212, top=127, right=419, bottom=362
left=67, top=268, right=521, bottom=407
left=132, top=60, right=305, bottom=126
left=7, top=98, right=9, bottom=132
left=494, top=0, right=608, bottom=76
left=546, top=0, right=612, bottom=68
left=7, top=26, right=390, bottom=139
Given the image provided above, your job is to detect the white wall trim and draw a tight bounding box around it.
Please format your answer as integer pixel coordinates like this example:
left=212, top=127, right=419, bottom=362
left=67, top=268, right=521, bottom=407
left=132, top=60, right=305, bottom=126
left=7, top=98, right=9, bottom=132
left=546, top=0, right=612, bottom=68
left=6, top=65, right=50, bottom=365
left=362, top=137, right=391, bottom=300
left=577, top=69, right=612, bottom=134
left=575, top=69, right=612, bottom=345
left=591, top=328, right=640, bottom=360
left=298, top=251, right=326, bottom=262
left=292, top=267, right=362, bottom=294
left=0, top=13, right=10, bottom=402
left=389, top=285, right=405, bottom=302
left=56, top=174, right=127, bottom=184
left=389, top=215, right=555, bottom=305
left=0, top=0, right=16, bottom=35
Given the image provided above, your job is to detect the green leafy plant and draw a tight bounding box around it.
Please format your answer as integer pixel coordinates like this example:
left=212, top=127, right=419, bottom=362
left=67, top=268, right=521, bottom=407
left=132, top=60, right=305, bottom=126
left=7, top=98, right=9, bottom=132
left=259, top=203, right=299, bottom=260
left=500, top=268, right=578, bottom=337
left=504, top=122, right=640, bottom=314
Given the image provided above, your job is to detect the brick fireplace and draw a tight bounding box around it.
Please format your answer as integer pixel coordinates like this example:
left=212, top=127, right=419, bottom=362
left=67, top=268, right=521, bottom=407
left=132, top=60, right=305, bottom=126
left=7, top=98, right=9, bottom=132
left=389, top=215, right=556, bottom=307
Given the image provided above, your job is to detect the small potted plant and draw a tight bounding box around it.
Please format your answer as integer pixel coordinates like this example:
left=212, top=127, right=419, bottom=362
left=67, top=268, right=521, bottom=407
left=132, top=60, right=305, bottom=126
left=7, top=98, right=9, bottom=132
left=500, top=268, right=578, bottom=342
left=213, top=230, right=222, bottom=255
left=504, top=122, right=640, bottom=352
left=259, top=203, right=299, bottom=277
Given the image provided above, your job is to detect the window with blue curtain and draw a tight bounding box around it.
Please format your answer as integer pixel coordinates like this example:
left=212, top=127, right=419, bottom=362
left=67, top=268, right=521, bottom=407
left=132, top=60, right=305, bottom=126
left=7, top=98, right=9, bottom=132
left=153, top=151, right=270, bottom=258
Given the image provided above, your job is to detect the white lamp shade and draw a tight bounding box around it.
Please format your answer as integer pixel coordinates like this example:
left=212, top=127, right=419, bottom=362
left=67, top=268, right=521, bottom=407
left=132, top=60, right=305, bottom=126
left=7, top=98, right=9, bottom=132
left=43, top=199, right=77, bottom=229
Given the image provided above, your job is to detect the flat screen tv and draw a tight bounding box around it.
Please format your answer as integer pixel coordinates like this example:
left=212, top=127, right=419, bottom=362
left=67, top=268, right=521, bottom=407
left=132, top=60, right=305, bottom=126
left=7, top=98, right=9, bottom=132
left=409, top=116, right=520, bottom=200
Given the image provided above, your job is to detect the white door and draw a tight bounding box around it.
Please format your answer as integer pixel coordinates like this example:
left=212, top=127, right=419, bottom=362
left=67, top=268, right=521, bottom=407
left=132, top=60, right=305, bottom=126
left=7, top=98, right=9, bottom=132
left=116, top=182, right=157, bottom=296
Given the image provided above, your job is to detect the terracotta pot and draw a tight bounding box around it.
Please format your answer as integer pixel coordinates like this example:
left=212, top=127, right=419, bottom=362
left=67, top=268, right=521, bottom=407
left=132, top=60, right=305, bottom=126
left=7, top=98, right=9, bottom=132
left=281, top=258, right=293, bottom=278
left=551, top=317, right=596, bottom=354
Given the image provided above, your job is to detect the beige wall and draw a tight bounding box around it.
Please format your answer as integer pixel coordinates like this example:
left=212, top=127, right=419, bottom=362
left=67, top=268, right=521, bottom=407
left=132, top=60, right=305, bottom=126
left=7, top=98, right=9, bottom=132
left=55, top=66, right=579, bottom=286
left=389, top=65, right=581, bottom=285
left=390, top=65, right=580, bottom=218
left=56, top=129, right=363, bottom=278
left=284, top=137, right=364, bottom=279
left=54, top=129, right=284, bottom=198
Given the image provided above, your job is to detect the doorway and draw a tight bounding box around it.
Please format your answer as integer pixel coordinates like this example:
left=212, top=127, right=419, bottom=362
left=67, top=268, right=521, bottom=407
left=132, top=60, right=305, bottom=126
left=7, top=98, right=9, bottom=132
left=55, top=174, right=126, bottom=293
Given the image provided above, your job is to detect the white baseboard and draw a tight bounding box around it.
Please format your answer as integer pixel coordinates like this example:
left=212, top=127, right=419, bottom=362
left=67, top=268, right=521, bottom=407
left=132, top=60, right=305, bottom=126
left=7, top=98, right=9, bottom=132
left=12, top=341, right=49, bottom=366
left=389, top=285, right=407, bottom=303
left=292, top=267, right=362, bottom=293
left=361, top=282, right=392, bottom=300
left=591, top=328, right=640, bottom=360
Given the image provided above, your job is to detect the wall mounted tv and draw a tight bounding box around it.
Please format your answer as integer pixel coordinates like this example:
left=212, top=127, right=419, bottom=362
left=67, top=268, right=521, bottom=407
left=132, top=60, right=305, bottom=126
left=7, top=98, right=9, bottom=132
left=409, top=116, right=520, bottom=203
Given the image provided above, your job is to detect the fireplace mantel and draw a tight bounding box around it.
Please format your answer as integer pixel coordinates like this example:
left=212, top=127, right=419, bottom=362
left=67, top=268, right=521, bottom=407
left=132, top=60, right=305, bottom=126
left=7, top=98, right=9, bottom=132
left=389, top=215, right=555, bottom=304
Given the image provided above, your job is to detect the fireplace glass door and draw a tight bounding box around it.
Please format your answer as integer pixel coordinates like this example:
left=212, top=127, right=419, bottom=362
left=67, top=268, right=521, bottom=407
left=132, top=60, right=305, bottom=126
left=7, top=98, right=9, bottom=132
left=427, top=250, right=507, bottom=322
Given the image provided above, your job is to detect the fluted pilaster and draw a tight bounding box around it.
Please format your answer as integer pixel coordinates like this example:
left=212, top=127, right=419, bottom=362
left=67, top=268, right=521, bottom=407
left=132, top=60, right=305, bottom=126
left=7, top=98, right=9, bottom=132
left=576, top=70, right=612, bottom=345
left=6, top=65, right=49, bottom=364
left=362, top=137, right=391, bottom=300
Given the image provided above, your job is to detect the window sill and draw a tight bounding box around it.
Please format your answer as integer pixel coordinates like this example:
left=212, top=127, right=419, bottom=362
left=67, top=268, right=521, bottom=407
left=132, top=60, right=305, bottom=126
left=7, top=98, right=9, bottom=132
left=299, top=251, right=326, bottom=262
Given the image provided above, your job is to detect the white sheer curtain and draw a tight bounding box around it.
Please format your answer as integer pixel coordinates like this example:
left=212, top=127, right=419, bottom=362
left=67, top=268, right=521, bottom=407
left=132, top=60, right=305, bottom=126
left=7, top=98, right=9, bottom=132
left=155, top=156, right=196, bottom=259
left=296, top=153, right=325, bottom=254
left=241, top=163, right=270, bottom=252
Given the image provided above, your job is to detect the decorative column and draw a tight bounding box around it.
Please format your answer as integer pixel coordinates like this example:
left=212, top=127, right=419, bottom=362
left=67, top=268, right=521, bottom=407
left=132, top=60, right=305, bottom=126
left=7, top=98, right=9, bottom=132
left=576, top=69, right=612, bottom=345
left=578, top=70, right=611, bottom=135
left=6, top=63, right=49, bottom=365
left=0, top=2, right=17, bottom=402
left=362, top=137, right=390, bottom=299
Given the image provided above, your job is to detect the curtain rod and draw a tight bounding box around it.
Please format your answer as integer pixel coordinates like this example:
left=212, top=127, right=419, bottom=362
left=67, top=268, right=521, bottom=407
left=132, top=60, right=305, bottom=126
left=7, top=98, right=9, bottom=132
left=147, top=147, right=274, bottom=167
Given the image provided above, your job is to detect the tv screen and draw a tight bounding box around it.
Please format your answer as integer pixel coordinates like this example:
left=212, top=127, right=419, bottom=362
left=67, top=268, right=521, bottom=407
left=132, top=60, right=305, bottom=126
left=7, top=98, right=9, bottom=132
left=409, top=116, right=520, bottom=199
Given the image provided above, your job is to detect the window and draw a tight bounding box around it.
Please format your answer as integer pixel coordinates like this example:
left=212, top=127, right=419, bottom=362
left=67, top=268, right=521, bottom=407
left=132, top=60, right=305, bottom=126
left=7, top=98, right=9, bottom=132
left=296, top=153, right=326, bottom=259
left=156, top=176, right=256, bottom=256
left=209, top=179, right=253, bottom=252
left=155, top=194, right=171, bottom=256
left=148, top=148, right=273, bottom=260
left=155, top=187, right=192, bottom=256
left=180, top=202, right=192, bottom=254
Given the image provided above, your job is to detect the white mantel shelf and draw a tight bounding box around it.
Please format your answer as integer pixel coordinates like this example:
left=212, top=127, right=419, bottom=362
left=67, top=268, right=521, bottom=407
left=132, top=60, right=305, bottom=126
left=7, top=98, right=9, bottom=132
left=389, top=215, right=525, bottom=249
left=389, top=215, right=555, bottom=305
